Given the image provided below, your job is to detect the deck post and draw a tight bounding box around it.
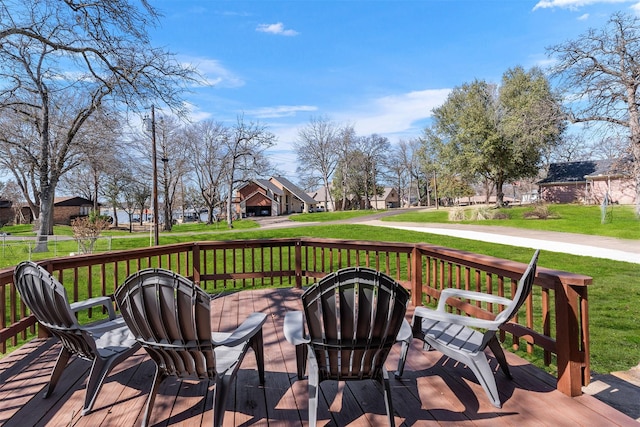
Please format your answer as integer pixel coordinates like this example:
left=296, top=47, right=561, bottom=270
left=411, top=247, right=422, bottom=306
left=192, top=243, right=201, bottom=286
left=555, top=282, right=586, bottom=397
left=295, top=241, right=302, bottom=288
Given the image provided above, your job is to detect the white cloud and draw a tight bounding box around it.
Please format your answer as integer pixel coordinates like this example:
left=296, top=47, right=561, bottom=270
left=578, top=13, right=590, bottom=19
left=186, top=58, right=244, bottom=88
left=183, top=102, right=212, bottom=123
left=256, top=22, right=299, bottom=36
left=259, top=89, right=451, bottom=177
left=533, top=0, right=630, bottom=10
left=246, top=105, right=317, bottom=119
left=335, top=89, right=450, bottom=138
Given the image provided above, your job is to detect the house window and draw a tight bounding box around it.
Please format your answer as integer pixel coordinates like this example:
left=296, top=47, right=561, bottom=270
left=80, top=206, right=90, bottom=216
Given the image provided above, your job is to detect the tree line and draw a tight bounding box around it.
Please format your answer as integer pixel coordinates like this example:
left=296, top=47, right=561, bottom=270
left=1, top=3, right=639, bottom=253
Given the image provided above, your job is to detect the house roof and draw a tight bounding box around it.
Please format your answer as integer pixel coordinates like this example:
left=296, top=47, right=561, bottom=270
left=584, top=158, right=632, bottom=180
left=537, top=159, right=631, bottom=186
left=255, top=179, right=284, bottom=196
left=271, top=176, right=317, bottom=204
left=380, top=187, right=396, bottom=200
left=309, top=185, right=331, bottom=203
left=53, top=196, right=95, bottom=206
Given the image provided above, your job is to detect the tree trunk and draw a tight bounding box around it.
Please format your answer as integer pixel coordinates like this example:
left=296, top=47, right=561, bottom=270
left=626, top=86, right=640, bottom=217
left=112, top=201, right=119, bottom=227
left=35, top=185, right=54, bottom=252
left=226, top=180, right=234, bottom=228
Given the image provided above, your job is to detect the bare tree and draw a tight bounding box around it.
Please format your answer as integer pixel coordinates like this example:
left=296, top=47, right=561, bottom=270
left=388, top=140, right=412, bottom=208
left=548, top=11, right=640, bottom=215
left=224, top=116, right=275, bottom=228
left=295, top=116, right=340, bottom=211
left=185, top=120, right=229, bottom=224
left=59, top=109, right=124, bottom=213
left=335, top=125, right=357, bottom=211
left=0, top=0, right=196, bottom=251
left=155, top=116, right=192, bottom=231
left=355, top=134, right=390, bottom=209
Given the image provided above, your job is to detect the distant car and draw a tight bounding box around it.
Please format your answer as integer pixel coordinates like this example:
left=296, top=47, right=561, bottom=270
left=313, top=206, right=325, bottom=212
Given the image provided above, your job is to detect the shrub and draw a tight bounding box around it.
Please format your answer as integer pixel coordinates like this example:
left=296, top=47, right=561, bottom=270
left=71, top=212, right=111, bottom=254
left=448, top=207, right=466, bottom=221
left=469, top=207, right=492, bottom=221
left=523, top=203, right=554, bottom=219
left=491, top=211, right=510, bottom=220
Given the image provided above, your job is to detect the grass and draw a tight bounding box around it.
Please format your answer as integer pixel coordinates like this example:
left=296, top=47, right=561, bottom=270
left=1, top=208, right=639, bottom=375
left=289, top=209, right=384, bottom=222
left=383, top=203, right=640, bottom=239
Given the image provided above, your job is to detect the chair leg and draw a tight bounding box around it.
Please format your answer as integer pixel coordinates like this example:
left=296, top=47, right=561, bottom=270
left=81, top=357, right=112, bottom=415
left=295, top=344, right=308, bottom=380
left=213, top=373, right=234, bottom=427
left=307, top=351, right=319, bottom=427
left=395, top=339, right=410, bottom=378
left=44, top=347, right=71, bottom=398
left=142, top=367, right=166, bottom=427
left=487, top=336, right=512, bottom=379
left=250, top=329, right=266, bottom=385
left=467, top=353, right=502, bottom=408
left=381, top=367, right=396, bottom=427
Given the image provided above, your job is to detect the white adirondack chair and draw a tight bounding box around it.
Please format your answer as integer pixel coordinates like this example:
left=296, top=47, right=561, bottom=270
left=396, top=250, right=539, bottom=408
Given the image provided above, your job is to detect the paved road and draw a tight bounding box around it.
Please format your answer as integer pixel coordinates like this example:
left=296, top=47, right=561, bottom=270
left=256, top=209, right=639, bottom=264
left=360, top=219, right=640, bottom=264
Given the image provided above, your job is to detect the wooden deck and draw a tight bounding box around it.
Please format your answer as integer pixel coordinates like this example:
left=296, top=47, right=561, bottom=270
left=0, top=288, right=636, bottom=427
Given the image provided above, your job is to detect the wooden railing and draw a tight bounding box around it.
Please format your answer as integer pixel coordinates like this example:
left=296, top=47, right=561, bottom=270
left=0, top=237, right=592, bottom=398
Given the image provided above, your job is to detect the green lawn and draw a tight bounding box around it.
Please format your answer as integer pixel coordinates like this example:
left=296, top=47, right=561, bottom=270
left=290, top=209, right=384, bottom=222
left=1, top=208, right=638, bottom=375
left=383, top=204, right=640, bottom=239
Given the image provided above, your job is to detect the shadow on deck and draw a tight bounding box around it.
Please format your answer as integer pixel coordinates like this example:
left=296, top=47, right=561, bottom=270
left=0, top=288, right=637, bottom=426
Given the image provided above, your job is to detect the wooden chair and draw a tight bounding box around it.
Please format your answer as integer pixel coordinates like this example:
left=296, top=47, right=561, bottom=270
left=396, top=250, right=540, bottom=408
left=114, top=268, right=266, bottom=427
left=13, top=261, right=140, bottom=415
left=284, top=266, right=411, bottom=427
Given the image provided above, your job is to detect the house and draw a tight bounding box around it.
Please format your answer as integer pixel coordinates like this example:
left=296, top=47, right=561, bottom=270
left=369, top=187, right=400, bottom=209
left=0, top=200, right=13, bottom=226
left=269, top=176, right=318, bottom=214
left=53, top=196, right=95, bottom=225
left=235, top=176, right=318, bottom=217
left=307, top=185, right=335, bottom=212
left=537, top=159, right=635, bottom=205
left=235, top=179, right=283, bottom=217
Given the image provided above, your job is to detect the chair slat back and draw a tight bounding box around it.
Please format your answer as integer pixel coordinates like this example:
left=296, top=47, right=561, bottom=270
left=115, top=268, right=215, bottom=379
left=14, top=261, right=96, bottom=359
left=494, top=249, right=539, bottom=325
left=302, top=267, right=409, bottom=381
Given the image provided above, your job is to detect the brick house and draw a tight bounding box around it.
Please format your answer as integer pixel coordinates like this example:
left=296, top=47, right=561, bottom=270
left=235, top=176, right=318, bottom=217
left=235, top=179, right=283, bottom=217
left=538, top=159, right=635, bottom=205
left=53, top=197, right=95, bottom=225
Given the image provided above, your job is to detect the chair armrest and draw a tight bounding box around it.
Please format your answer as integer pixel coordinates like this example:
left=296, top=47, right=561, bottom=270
left=70, top=296, right=116, bottom=320
left=211, top=312, right=267, bottom=347
left=414, top=306, right=501, bottom=330
left=283, top=311, right=309, bottom=346
left=437, top=288, right=513, bottom=311
left=396, top=318, right=412, bottom=344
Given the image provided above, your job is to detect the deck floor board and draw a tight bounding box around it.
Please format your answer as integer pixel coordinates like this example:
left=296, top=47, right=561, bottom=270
left=0, top=288, right=636, bottom=427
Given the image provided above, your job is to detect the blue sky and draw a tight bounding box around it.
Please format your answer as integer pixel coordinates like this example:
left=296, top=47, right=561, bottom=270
left=150, top=0, right=640, bottom=176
